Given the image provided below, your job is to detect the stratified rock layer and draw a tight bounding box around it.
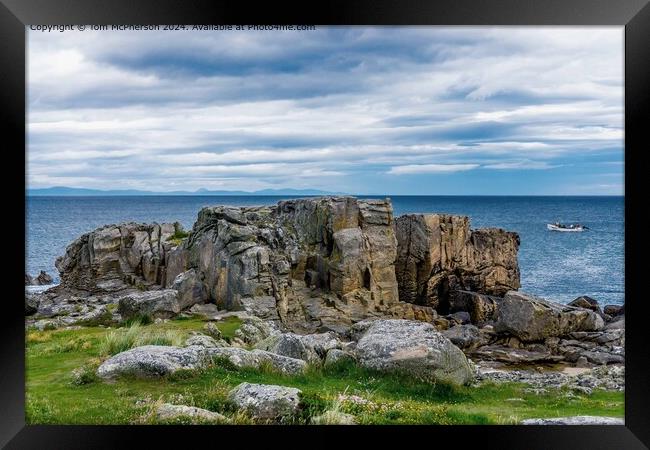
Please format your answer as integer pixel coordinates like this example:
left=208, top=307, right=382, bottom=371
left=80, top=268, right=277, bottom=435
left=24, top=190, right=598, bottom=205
left=394, top=214, right=520, bottom=311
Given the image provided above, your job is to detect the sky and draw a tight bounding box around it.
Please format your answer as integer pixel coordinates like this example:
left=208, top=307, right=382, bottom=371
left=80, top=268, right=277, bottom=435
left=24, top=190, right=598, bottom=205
left=27, top=26, right=624, bottom=195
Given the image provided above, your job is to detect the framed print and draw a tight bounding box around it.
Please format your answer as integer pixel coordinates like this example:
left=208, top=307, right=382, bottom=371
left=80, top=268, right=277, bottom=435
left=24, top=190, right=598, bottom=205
left=2, top=0, right=649, bottom=448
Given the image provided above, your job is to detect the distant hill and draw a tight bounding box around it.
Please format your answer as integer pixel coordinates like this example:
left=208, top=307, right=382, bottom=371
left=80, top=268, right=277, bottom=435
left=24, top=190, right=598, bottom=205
left=26, top=186, right=348, bottom=197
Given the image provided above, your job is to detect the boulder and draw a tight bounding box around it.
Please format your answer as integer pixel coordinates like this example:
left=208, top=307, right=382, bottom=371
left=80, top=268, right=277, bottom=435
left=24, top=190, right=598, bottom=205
left=184, top=334, right=227, bottom=348
left=603, top=304, right=624, bottom=317
left=187, top=303, right=223, bottom=320
left=228, top=383, right=302, bottom=420
left=568, top=296, right=602, bottom=314
left=495, top=291, right=604, bottom=342
left=171, top=269, right=208, bottom=310
left=254, top=333, right=321, bottom=364
left=203, top=321, right=222, bottom=339
left=578, top=350, right=625, bottom=365
left=442, top=324, right=484, bottom=350
left=298, top=332, right=344, bottom=357
left=447, top=311, right=471, bottom=325
left=97, top=344, right=307, bottom=379
left=521, top=416, right=623, bottom=425
left=209, top=347, right=307, bottom=375
left=324, top=349, right=356, bottom=366
left=25, top=271, right=54, bottom=286
left=36, top=271, right=54, bottom=285
left=394, top=214, right=520, bottom=310
left=117, top=290, right=181, bottom=320
left=155, top=403, right=227, bottom=423
left=354, top=319, right=474, bottom=385
left=448, top=290, right=501, bottom=325
left=234, top=316, right=276, bottom=345
left=97, top=345, right=209, bottom=379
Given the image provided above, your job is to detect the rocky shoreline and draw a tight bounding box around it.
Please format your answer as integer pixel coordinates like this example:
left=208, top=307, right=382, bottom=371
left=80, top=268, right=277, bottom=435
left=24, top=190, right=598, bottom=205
left=25, top=196, right=625, bottom=394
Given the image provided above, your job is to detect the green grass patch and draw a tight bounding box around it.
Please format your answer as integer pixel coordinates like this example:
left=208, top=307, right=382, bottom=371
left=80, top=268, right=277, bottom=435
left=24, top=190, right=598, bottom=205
left=167, top=226, right=189, bottom=247
left=26, top=316, right=623, bottom=425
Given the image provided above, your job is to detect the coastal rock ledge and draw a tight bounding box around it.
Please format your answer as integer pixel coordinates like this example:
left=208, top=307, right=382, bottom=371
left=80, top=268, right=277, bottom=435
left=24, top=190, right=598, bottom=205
left=37, top=196, right=522, bottom=334
left=28, top=196, right=624, bottom=375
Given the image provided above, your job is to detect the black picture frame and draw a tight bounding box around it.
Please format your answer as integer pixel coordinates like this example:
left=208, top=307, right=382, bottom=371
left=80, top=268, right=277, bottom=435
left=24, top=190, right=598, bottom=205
left=3, top=0, right=648, bottom=448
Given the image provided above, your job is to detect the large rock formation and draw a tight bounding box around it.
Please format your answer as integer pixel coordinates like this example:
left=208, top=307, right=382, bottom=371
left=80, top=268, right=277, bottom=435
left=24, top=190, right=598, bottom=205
left=48, top=197, right=520, bottom=334
left=157, top=197, right=431, bottom=333
left=394, top=214, right=520, bottom=311
left=55, top=222, right=183, bottom=292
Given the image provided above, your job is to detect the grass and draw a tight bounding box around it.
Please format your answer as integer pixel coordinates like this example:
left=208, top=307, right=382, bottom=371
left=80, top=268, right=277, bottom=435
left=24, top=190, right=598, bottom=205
left=25, top=316, right=624, bottom=425
left=167, top=227, right=190, bottom=247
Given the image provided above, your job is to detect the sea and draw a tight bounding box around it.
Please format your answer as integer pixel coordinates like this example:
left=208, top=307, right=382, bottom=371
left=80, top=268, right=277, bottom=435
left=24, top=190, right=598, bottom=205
left=25, top=196, right=625, bottom=306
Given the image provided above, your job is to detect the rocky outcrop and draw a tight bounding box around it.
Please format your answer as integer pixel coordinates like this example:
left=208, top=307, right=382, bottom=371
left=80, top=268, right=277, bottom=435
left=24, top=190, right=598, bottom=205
left=25, top=294, right=40, bottom=315
left=25, top=271, right=54, bottom=286
left=117, top=290, right=182, bottom=320
left=394, top=214, right=520, bottom=311
left=36, top=271, right=54, bottom=285
left=51, top=197, right=442, bottom=333
left=476, top=364, right=625, bottom=392
left=233, top=316, right=278, bottom=345
left=495, top=291, right=604, bottom=342
left=354, top=319, right=474, bottom=385
left=55, top=222, right=182, bottom=292
left=171, top=269, right=208, bottom=310
left=228, top=383, right=302, bottom=420
left=174, top=197, right=404, bottom=332
left=52, top=198, right=528, bottom=334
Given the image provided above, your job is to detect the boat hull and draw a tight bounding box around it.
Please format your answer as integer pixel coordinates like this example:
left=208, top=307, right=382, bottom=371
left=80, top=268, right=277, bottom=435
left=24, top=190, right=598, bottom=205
left=547, top=224, right=585, bottom=232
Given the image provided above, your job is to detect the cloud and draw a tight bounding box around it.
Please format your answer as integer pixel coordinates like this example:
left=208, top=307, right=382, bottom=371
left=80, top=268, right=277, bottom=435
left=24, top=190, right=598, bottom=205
left=483, top=161, right=561, bottom=170
left=27, top=27, right=624, bottom=194
left=387, top=164, right=480, bottom=175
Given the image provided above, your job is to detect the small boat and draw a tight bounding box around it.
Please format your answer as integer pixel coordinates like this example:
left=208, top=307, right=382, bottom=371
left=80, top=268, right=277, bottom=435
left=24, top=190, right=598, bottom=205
left=547, top=223, right=589, bottom=232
